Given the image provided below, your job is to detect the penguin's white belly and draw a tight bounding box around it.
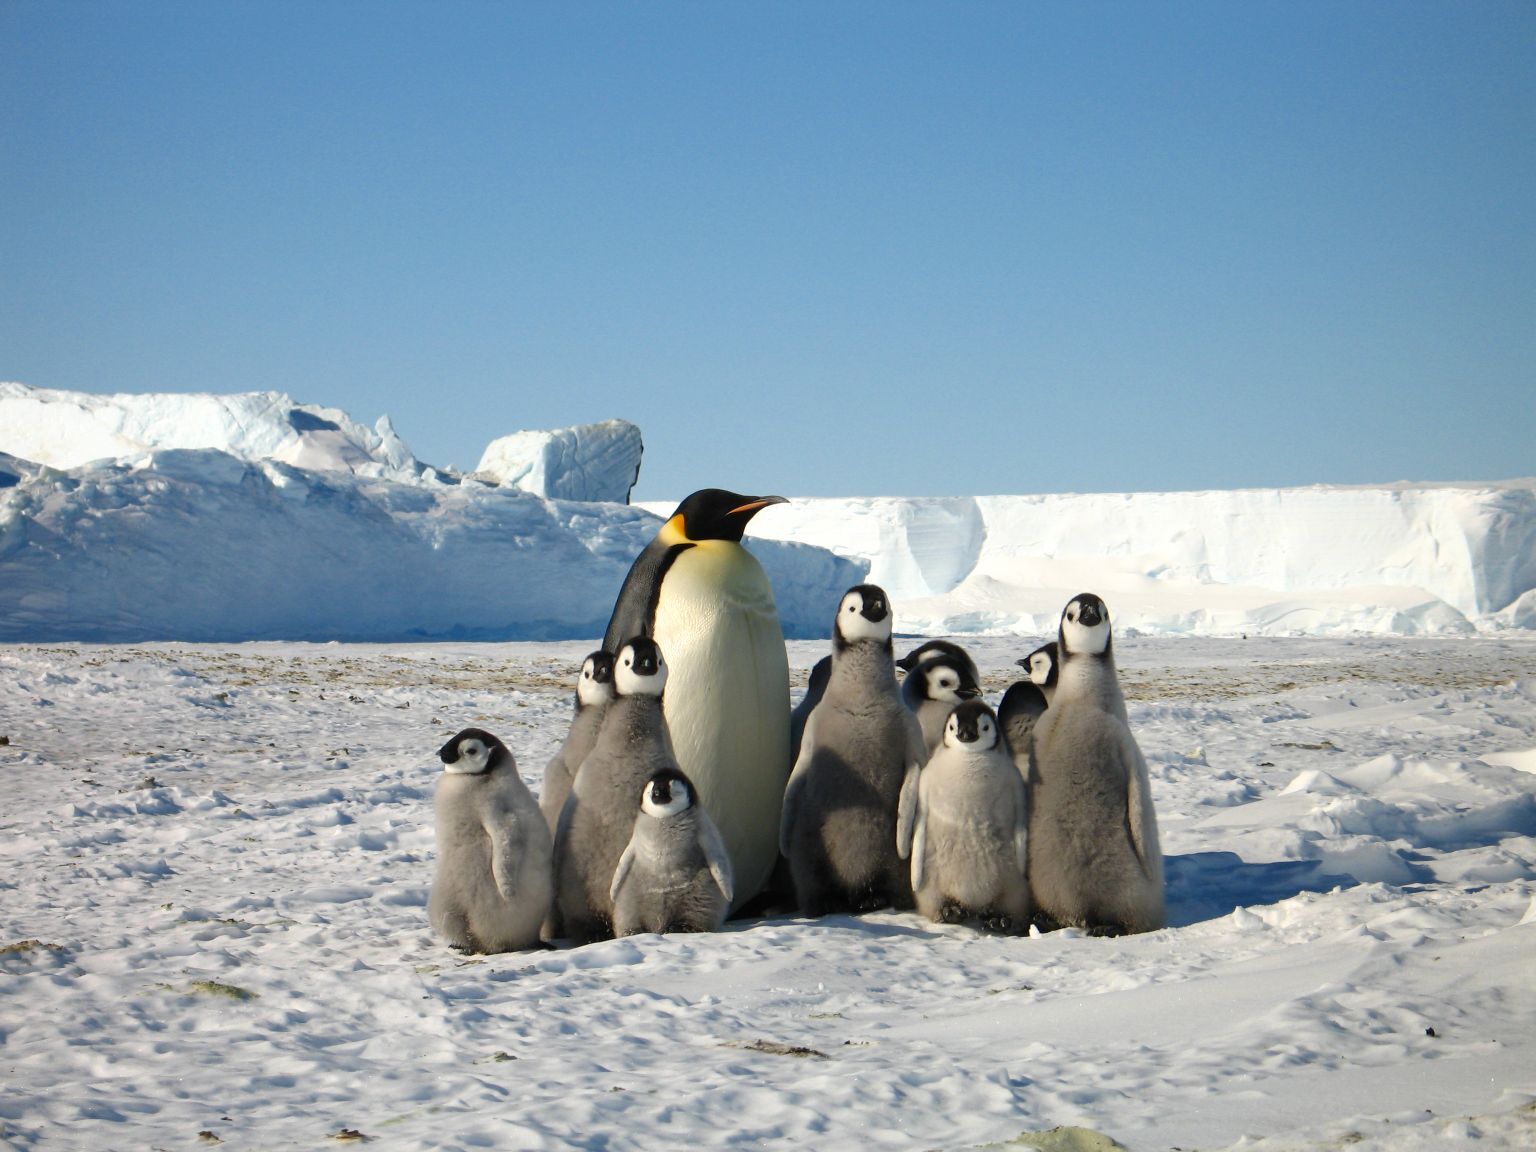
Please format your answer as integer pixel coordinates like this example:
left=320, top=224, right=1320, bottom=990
left=652, top=542, right=790, bottom=909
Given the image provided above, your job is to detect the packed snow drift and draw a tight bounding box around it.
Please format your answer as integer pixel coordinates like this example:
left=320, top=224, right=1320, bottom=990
left=2, top=381, right=1534, bottom=643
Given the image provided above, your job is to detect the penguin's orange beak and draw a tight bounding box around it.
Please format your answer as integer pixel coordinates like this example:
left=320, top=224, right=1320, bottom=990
left=729, top=495, right=788, bottom=517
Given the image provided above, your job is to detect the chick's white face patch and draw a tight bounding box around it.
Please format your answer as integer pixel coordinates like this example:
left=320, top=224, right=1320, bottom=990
left=615, top=644, right=667, bottom=697
left=1061, top=599, right=1111, bottom=656
left=577, top=659, right=613, bottom=707
left=928, top=667, right=962, bottom=701
left=444, top=738, right=492, bottom=775
left=837, top=590, right=892, bottom=644
left=641, top=779, right=691, bottom=818
left=1027, top=652, right=1053, bottom=684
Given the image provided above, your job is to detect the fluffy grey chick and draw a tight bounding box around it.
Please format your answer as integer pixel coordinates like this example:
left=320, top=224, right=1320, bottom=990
left=610, top=767, right=733, bottom=936
left=429, top=727, right=552, bottom=954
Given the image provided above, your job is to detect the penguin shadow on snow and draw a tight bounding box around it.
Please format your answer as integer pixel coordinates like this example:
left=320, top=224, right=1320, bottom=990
left=1162, top=852, right=1362, bottom=928
left=782, top=912, right=944, bottom=942
left=1165, top=789, right=1536, bottom=927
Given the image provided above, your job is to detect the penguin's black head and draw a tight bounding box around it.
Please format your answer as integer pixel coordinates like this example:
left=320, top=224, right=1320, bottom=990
left=1060, top=594, right=1112, bottom=658
left=585, top=650, right=615, bottom=685
left=854, top=586, right=890, bottom=623
left=997, top=680, right=1048, bottom=727
left=944, top=699, right=999, bottom=750
left=915, top=655, right=983, bottom=704
left=576, top=650, right=616, bottom=708
left=640, top=766, right=695, bottom=818
left=615, top=636, right=668, bottom=696
left=438, top=727, right=509, bottom=775
left=897, top=639, right=977, bottom=681
left=834, top=584, right=893, bottom=648
left=670, top=488, right=788, bottom=543
left=1017, top=640, right=1059, bottom=687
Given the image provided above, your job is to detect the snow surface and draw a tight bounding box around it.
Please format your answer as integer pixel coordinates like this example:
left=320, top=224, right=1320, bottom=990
left=475, top=420, right=643, bottom=504
left=3, top=634, right=1534, bottom=1150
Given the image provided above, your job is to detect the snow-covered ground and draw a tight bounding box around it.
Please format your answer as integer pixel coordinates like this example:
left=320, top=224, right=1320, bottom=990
left=4, top=634, right=1534, bottom=1150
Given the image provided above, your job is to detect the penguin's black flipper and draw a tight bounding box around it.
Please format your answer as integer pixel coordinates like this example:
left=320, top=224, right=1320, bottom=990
left=602, top=539, right=693, bottom=653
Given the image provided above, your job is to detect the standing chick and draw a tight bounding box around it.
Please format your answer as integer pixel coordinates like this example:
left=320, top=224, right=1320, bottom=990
left=780, top=584, right=926, bottom=915
left=429, top=728, right=552, bottom=954
left=790, top=655, right=832, bottom=767
left=539, top=650, right=615, bottom=834
left=897, top=640, right=980, bottom=687
left=901, top=700, right=1030, bottom=932
left=1028, top=593, right=1164, bottom=935
left=996, top=679, right=1049, bottom=781
left=1017, top=641, right=1059, bottom=706
left=610, top=767, right=733, bottom=936
left=901, top=652, right=983, bottom=757
left=554, top=637, right=678, bottom=943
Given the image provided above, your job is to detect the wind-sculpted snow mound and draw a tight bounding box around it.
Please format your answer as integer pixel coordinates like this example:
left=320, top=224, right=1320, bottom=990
left=0, top=450, right=862, bottom=642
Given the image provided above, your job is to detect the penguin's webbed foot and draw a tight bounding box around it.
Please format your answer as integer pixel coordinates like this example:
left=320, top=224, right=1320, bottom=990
left=982, top=912, right=1019, bottom=934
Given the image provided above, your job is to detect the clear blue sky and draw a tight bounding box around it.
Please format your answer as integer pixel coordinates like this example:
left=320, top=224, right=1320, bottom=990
left=3, top=2, right=1532, bottom=500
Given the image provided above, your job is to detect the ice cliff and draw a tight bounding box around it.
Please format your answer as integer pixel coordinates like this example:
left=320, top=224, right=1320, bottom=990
left=712, top=487, right=1536, bottom=637
left=0, top=449, right=855, bottom=642
left=3, top=382, right=1534, bottom=641
left=0, top=382, right=427, bottom=483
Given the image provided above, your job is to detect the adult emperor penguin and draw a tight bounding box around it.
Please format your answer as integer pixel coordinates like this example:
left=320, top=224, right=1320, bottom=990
left=610, top=766, right=734, bottom=936
left=996, top=679, right=1048, bottom=781
left=780, top=584, right=927, bottom=915
left=1017, top=641, right=1059, bottom=706
left=539, top=650, right=615, bottom=835
left=602, top=488, right=791, bottom=913
left=900, top=700, right=1030, bottom=932
left=429, top=728, right=552, bottom=954
left=1027, top=593, right=1164, bottom=935
left=901, top=651, right=984, bottom=757
left=554, top=637, right=678, bottom=943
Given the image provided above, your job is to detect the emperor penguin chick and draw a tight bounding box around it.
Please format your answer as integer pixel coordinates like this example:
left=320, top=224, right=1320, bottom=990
left=1017, top=641, right=1059, bottom=706
left=554, top=637, right=678, bottom=944
left=897, top=639, right=981, bottom=688
left=429, top=728, right=552, bottom=954
left=901, top=652, right=983, bottom=757
left=610, top=767, right=734, bottom=936
left=900, top=700, right=1030, bottom=932
left=780, top=584, right=927, bottom=916
left=1028, top=593, right=1164, bottom=935
left=539, top=650, right=615, bottom=835
left=996, top=679, right=1048, bottom=781
left=789, top=655, right=831, bottom=768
